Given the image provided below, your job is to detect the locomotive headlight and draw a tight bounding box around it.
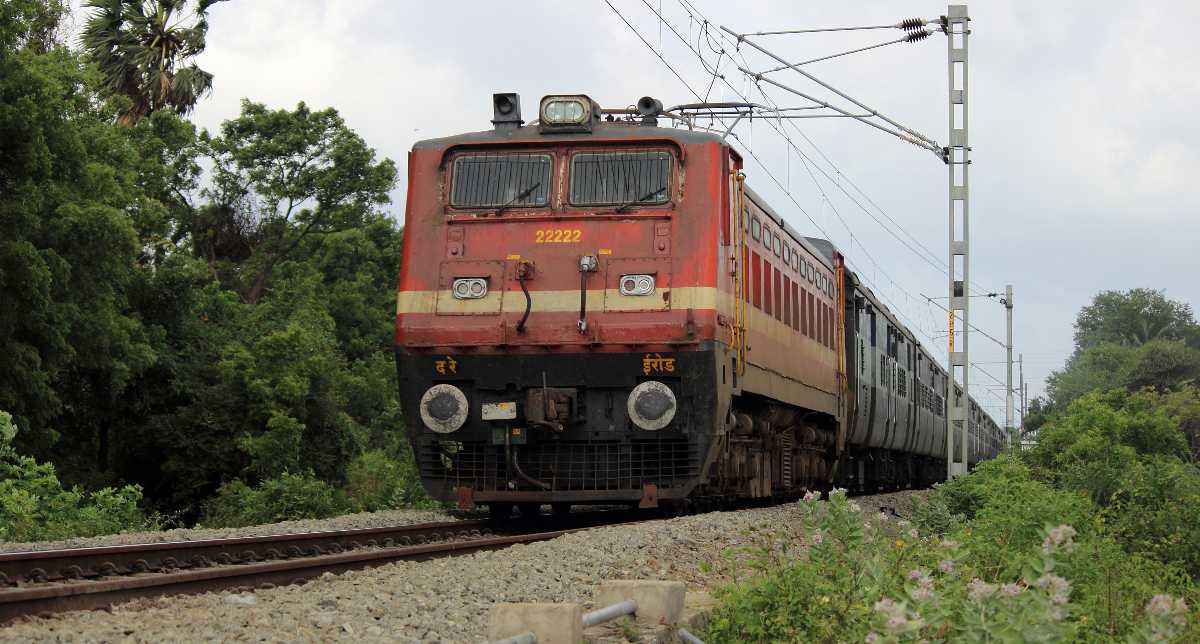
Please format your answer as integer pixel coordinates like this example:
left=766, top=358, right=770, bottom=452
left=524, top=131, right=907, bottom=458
left=452, top=278, right=488, bottom=300
left=419, top=384, right=469, bottom=434
left=619, top=274, right=655, bottom=296
left=627, top=381, right=677, bottom=431
left=540, top=95, right=593, bottom=126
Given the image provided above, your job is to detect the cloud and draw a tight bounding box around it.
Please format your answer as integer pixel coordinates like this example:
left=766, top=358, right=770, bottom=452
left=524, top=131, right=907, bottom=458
left=175, top=0, right=1198, bottom=405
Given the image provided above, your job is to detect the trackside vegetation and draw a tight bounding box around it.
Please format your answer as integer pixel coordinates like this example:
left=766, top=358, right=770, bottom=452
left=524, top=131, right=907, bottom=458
left=703, top=289, right=1200, bottom=643
left=1, top=0, right=434, bottom=541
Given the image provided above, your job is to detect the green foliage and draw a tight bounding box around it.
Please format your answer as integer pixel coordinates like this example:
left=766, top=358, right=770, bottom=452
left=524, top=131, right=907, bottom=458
left=1073, top=289, right=1199, bottom=353
left=0, top=412, right=154, bottom=542
left=702, top=493, right=1164, bottom=643
left=1046, top=290, right=1200, bottom=412
left=199, top=100, right=398, bottom=304
left=0, top=10, right=418, bottom=532
left=199, top=472, right=345, bottom=529
left=344, top=449, right=434, bottom=512
left=80, top=0, right=229, bottom=127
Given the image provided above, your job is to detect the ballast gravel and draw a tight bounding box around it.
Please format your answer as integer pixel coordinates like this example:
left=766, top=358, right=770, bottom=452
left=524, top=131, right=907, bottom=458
left=0, top=508, right=463, bottom=554
left=1, top=490, right=929, bottom=643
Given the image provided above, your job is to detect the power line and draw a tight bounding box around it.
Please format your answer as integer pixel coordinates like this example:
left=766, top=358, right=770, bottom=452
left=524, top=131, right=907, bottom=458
left=628, top=0, right=946, bottom=346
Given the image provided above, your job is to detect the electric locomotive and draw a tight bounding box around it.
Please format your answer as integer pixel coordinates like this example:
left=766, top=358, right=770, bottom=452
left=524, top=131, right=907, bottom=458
left=394, top=93, right=1001, bottom=517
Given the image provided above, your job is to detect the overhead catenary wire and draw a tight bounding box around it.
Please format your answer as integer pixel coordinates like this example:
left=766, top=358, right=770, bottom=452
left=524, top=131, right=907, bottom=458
left=623, top=0, right=951, bottom=346
left=631, top=0, right=950, bottom=342
left=610, top=1, right=1015, bottom=370
left=662, top=1, right=1003, bottom=303
left=742, top=19, right=935, bottom=37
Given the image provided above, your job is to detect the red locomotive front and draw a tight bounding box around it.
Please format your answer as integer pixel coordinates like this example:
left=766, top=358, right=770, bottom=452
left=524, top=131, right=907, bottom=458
left=395, top=94, right=733, bottom=516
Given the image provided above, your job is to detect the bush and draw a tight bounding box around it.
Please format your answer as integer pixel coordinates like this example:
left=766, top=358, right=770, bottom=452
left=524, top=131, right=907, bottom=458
left=199, top=472, right=346, bottom=528
left=0, top=411, right=155, bottom=542
left=343, top=449, right=433, bottom=512
left=701, top=492, right=1198, bottom=643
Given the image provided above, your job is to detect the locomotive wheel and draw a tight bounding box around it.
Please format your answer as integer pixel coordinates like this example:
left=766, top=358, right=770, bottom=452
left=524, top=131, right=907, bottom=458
left=517, top=503, right=542, bottom=519
left=488, top=503, right=514, bottom=522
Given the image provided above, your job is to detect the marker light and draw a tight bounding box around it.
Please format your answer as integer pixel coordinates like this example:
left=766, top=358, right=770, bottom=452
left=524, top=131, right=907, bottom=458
left=619, top=274, right=655, bottom=296
left=452, top=278, right=488, bottom=300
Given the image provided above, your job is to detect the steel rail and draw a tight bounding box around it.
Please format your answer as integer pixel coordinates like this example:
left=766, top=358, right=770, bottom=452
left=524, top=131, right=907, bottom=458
left=0, top=519, right=490, bottom=586
left=0, top=525, right=580, bottom=624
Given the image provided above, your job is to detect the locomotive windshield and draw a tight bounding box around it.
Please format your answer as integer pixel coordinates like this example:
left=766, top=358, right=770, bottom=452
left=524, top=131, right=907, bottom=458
left=449, top=153, right=551, bottom=208
left=569, top=150, right=672, bottom=207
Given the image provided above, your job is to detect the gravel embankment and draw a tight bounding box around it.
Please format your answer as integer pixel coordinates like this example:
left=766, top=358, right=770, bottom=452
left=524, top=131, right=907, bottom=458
left=0, top=508, right=464, bottom=554
left=0, top=490, right=929, bottom=643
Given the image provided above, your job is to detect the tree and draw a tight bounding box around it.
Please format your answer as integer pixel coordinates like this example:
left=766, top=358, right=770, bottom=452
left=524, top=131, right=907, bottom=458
left=80, top=0, right=228, bottom=127
left=1073, top=289, right=1199, bottom=353
left=0, top=15, right=157, bottom=460
left=199, top=101, right=397, bottom=303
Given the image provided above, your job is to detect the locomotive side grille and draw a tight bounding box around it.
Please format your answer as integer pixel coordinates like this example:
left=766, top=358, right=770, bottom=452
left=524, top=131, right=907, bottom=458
left=418, top=439, right=699, bottom=491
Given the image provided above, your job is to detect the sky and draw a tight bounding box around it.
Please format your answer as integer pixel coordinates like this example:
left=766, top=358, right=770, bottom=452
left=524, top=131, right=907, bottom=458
left=172, top=0, right=1200, bottom=421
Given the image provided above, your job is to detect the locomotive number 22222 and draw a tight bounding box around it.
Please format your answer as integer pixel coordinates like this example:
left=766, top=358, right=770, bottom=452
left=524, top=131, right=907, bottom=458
left=535, top=229, right=582, bottom=243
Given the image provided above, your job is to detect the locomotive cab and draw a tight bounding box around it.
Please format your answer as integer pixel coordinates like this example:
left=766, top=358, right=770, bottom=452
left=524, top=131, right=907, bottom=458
left=395, top=94, right=726, bottom=515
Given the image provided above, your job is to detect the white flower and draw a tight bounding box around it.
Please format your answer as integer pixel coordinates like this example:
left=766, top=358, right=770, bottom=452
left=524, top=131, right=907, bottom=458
left=803, top=490, right=821, bottom=503
left=907, top=585, right=935, bottom=602
left=865, top=632, right=881, bottom=644
left=938, top=559, right=954, bottom=574
left=810, top=530, right=825, bottom=546
left=1035, top=574, right=1071, bottom=605
left=999, top=582, right=1023, bottom=597
left=1041, top=525, right=1078, bottom=555
left=966, top=578, right=996, bottom=601
left=908, top=528, right=919, bottom=539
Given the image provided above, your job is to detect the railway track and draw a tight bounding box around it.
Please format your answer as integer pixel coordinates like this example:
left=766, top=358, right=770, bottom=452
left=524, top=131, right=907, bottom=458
left=0, top=518, right=587, bottom=624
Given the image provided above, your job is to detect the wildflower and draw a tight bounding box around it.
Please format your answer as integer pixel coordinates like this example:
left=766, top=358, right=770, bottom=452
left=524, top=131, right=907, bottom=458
left=803, top=490, right=821, bottom=503
left=999, top=582, right=1023, bottom=597
left=938, top=559, right=954, bottom=574
left=897, top=518, right=911, bottom=528
left=877, top=510, right=891, bottom=522
left=966, top=578, right=996, bottom=601
left=865, top=633, right=881, bottom=644
left=908, top=528, right=919, bottom=539
left=907, top=585, right=935, bottom=602
left=1035, top=574, right=1071, bottom=605
left=940, top=538, right=960, bottom=550
left=894, top=539, right=905, bottom=548
left=1147, top=594, right=1189, bottom=626
left=1041, top=524, right=1077, bottom=555
left=811, top=530, right=825, bottom=545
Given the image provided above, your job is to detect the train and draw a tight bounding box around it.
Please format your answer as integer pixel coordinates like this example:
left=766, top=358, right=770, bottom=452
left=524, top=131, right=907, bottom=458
left=394, top=93, right=1002, bottom=518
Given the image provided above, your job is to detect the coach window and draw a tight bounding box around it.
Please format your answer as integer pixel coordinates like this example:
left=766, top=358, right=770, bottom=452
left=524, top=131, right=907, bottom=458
left=450, top=153, right=552, bottom=209
left=569, top=150, right=672, bottom=208
left=782, top=244, right=791, bottom=265
left=751, top=216, right=761, bottom=241
left=772, top=234, right=782, bottom=257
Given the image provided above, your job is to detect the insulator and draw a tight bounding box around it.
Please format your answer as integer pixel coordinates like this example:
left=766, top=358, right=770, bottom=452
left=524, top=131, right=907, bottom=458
left=905, top=29, right=932, bottom=43
left=899, top=18, right=926, bottom=31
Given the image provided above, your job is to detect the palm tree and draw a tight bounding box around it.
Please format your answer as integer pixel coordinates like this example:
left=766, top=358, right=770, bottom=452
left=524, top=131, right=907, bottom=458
left=81, top=0, right=228, bottom=127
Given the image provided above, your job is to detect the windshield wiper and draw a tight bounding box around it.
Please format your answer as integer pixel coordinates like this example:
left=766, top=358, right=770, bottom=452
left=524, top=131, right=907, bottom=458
left=615, top=185, right=666, bottom=212
left=494, top=182, right=541, bottom=216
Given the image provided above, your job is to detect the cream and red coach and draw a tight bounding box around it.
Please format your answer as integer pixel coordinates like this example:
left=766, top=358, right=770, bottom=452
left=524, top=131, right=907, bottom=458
left=394, top=93, right=1001, bottom=516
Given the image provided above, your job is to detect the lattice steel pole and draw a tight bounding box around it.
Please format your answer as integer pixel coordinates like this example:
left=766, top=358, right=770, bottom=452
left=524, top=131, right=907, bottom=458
left=945, top=5, right=971, bottom=478
left=1005, top=285, right=1014, bottom=448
